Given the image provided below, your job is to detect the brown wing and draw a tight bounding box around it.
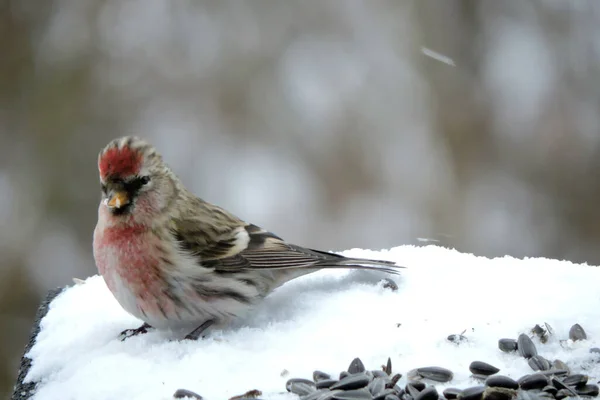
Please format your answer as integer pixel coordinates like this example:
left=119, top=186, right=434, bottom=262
left=173, top=218, right=400, bottom=274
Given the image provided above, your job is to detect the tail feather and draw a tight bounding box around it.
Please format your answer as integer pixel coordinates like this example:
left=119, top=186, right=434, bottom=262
left=311, top=250, right=404, bottom=275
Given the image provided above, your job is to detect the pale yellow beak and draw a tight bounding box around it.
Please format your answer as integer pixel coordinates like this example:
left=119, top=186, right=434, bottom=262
left=107, top=191, right=129, bottom=209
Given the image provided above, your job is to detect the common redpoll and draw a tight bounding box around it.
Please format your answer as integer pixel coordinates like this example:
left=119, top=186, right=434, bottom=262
left=93, top=136, right=403, bottom=340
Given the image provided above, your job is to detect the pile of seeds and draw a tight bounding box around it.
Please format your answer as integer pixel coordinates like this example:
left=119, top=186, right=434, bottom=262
left=283, top=323, right=600, bottom=400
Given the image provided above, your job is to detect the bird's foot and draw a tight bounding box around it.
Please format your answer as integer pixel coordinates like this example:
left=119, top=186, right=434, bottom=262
left=119, top=322, right=152, bottom=341
left=184, top=319, right=216, bottom=341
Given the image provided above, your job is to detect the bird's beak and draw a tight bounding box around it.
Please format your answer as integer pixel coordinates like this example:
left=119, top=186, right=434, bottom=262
left=107, top=191, right=129, bottom=209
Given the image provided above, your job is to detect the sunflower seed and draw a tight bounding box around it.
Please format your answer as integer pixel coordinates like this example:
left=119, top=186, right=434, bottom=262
left=531, top=325, right=548, bottom=344
left=415, top=386, right=438, bottom=400
left=385, top=358, right=392, bottom=375
left=373, top=389, right=396, bottom=400
left=568, top=323, right=587, bottom=341
left=443, top=388, right=463, bottom=400
left=551, top=377, right=578, bottom=397
left=406, top=382, right=422, bottom=397
left=485, top=375, right=519, bottom=390
left=372, top=370, right=389, bottom=379
left=331, top=388, right=373, bottom=400
left=173, top=389, right=203, bottom=399
left=555, top=388, right=573, bottom=400
left=541, top=385, right=557, bottom=396
left=470, top=361, right=500, bottom=376
left=551, top=359, right=570, bottom=375
left=317, top=379, right=339, bottom=389
left=330, top=374, right=371, bottom=391
left=458, top=386, right=485, bottom=400
left=368, top=377, right=387, bottom=396
left=287, top=379, right=317, bottom=396
left=519, top=374, right=548, bottom=390
left=562, top=373, right=588, bottom=387
left=538, top=368, right=569, bottom=377
left=386, top=374, right=401, bottom=389
left=517, top=334, right=538, bottom=359
left=448, top=334, right=469, bottom=344
left=415, top=366, right=454, bottom=383
left=576, top=384, right=599, bottom=397
left=302, top=389, right=337, bottom=400
left=590, top=347, right=600, bottom=354
left=383, top=396, right=400, bottom=400
left=498, top=339, right=518, bottom=353
left=527, top=356, right=550, bottom=371
left=314, top=371, right=332, bottom=382
left=348, top=358, right=367, bottom=374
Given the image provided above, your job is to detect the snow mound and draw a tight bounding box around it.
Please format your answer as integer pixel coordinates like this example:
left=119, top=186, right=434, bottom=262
left=23, top=245, right=600, bottom=400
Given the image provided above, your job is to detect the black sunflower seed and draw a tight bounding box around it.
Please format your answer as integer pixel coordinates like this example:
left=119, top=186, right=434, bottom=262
left=287, top=378, right=317, bottom=396
left=555, top=388, right=573, bottom=400
left=568, top=324, right=587, bottom=341
left=385, top=358, right=392, bottom=375
left=518, top=373, right=548, bottom=390
left=542, top=385, right=557, bottom=396
left=173, top=389, right=203, bottom=399
left=316, top=379, right=339, bottom=389
left=576, top=384, right=599, bottom=397
left=331, top=388, right=373, bottom=400
left=517, top=334, right=538, bottom=359
left=314, top=370, right=332, bottom=382
left=373, top=389, right=396, bottom=400
left=368, top=377, right=387, bottom=396
left=302, top=389, right=339, bottom=400
left=527, top=355, right=551, bottom=371
left=415, top=386, right=439, bottom=400
left=349, top=358, right=366, bottom=374
left=330, top=374, right=371, bottom=391
left=443, top=388, right=463, bottom=400
left=551, top=377, right=578, bottom=397
left=551, top=359, right=570, bottom=375
left=498, top=339, right=518, bottom=353
left=415, top=366, right=454, bottom=383
left=485, top=375, right=519, bottom=390
left=470, top=361, right=500, bottom=376
left=562, top=373, right=588, bottom=387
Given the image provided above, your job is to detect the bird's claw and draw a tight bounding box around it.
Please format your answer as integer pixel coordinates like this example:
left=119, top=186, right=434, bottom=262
left=119, top=322, right=152, bottom=341
left=184, top=319, right=216, bottom=341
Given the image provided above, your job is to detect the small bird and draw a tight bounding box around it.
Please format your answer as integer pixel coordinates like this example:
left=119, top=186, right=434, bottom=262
left=93, top=136, right=403, bottom=340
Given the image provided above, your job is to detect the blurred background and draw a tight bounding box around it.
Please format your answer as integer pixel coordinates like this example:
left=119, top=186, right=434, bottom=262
left=2, top=0, right=600, bottom=395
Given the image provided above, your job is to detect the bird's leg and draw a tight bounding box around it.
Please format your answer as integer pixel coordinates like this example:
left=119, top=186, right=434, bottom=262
left=119, top=322, right=152, bottom=341
left=184, top=319, right=216, bottom=341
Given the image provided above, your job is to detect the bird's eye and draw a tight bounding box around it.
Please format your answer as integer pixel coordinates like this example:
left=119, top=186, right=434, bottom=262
left=140, top=176, right=150, bottom=185
left=101, top=183, right=107, bottom=194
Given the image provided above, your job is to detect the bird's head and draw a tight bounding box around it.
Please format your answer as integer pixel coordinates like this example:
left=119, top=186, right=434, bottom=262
left=98, top=136, right=177, bottom=221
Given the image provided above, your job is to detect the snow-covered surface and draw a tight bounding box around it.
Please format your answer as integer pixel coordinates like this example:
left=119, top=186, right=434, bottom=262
left=24, top=245, right=600, bottom=400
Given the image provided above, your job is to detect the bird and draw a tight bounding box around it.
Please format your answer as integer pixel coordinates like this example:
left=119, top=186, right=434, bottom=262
left=92, top=136, right=403, bottom=341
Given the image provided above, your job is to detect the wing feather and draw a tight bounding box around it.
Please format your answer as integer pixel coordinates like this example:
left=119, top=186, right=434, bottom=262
left=172, top=214, right=401, bottom=274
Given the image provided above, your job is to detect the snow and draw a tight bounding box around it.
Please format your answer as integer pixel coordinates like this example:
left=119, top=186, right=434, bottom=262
left=420, top=47, right=456, bottom=66
left=24, top=245, right=600, bottom=400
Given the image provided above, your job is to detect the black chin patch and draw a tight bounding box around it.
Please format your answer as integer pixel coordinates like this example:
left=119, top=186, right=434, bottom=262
left=106, top=175, right=148, bottom=216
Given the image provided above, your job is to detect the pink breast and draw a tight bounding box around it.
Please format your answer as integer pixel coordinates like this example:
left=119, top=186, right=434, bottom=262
left=94, top=224, right=176, bottom=318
